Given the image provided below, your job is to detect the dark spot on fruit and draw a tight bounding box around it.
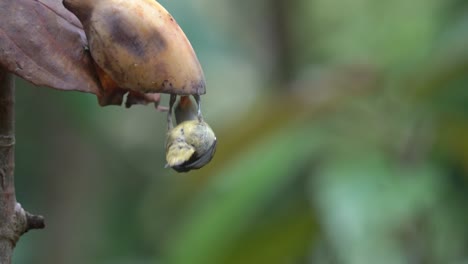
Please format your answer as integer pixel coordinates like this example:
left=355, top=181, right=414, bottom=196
left=161, top=80, right=174, bottom=89
left=146, top=28, right=167, bottom=54
left=105, top=11, right=166, bottom=57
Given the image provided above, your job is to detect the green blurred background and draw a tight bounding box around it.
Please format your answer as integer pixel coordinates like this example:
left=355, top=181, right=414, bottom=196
left=12, top=0, right=468, bottom=263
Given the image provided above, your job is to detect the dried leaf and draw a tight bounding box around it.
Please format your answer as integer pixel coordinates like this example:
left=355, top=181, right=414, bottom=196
left=0, top=0, right=96, bottom=92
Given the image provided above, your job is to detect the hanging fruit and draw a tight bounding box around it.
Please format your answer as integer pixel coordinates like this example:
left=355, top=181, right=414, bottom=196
left=63, top=0, right=206, bottom=96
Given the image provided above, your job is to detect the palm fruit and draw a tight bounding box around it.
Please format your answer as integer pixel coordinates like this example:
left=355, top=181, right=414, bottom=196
left=63, top=0, right=205, bottom=96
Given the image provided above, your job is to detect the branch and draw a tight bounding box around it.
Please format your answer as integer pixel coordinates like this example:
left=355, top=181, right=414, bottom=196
left=0, top=69, right=45, bottom=263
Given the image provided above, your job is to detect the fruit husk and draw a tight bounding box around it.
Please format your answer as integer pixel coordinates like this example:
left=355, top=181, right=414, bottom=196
left=63, top=0, right=206, bottom=97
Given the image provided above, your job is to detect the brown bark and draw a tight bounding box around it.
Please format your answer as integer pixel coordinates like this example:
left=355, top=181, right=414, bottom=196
left=0, top=69, right=44, bottom=263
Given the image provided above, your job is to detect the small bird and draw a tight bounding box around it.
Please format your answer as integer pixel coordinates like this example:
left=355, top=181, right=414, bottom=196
left=165, top=95, right=217, bottom=172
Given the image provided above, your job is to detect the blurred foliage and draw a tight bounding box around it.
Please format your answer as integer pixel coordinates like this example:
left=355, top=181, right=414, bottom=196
left=10, top=0, right=468, bottom=263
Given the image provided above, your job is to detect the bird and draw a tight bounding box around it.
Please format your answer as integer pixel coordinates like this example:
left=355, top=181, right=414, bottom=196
left=165, top=95, right=217, bottom=172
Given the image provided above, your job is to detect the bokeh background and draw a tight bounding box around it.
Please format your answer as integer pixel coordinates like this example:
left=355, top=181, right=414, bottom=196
left=12, top=0, right=468, bottom=263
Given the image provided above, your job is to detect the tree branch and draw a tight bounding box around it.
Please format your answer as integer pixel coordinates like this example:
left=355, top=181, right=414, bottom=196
left=0, top=68, right=45, bottom=263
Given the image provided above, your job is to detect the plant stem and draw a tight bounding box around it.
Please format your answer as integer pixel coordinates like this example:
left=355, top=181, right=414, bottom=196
left=0, top=69, right=45, bottom=263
